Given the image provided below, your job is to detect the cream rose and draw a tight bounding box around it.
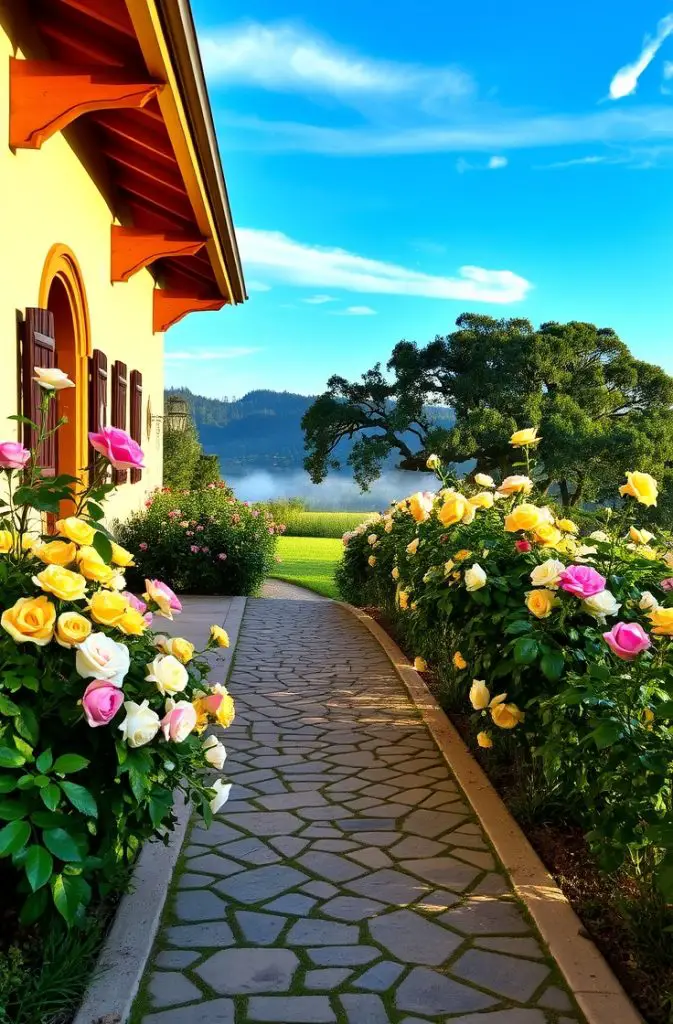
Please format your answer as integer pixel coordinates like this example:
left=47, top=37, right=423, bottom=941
left=209, top=778, right=232, bottom=814
left=118, top=700, right=160, bottom=748
left=146, top=654, right=189, bottom=697
left=464, top=563, right=487, bottom=591
left=474, top=473, right=495, bottom=488
left=203, top=734, right=227, bottom=770
left=582, top=589, right=621, bottom=622
left=75, top=632, right=130, bottom=686
left=530, top=558, right=566, bottom=588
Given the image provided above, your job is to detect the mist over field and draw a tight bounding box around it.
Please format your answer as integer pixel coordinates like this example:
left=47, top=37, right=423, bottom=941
left=226, top=469, right=439, bottom=511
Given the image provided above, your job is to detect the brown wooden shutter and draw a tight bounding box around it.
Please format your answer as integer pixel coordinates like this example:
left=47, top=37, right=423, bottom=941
left=129, top=370, right=143, bottom=483
left=111, top=359, right=128, bottom=484
left=88, top=349, right=108, bottom=466
left=21, top=307, right=57, bottom=477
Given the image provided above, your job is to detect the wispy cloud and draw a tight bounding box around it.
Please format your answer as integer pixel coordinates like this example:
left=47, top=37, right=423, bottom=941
left=335, top=306, right=377, bottom=316
left=457, top=154, right=508, bottom=172
left=246, top=280, right=271, bottom=292
left=237, top=228, right=532, bottom=304
left=488, top=155, right=508, bottom=169
left=609, top=13, right=673, bottom=99
left=201, top=21, right=472, bottom=105
left=538, top=154, right=610, bottom=170
left=302, top=294, right=335, bottom=304
left=165, top=348, right=260, bottom=361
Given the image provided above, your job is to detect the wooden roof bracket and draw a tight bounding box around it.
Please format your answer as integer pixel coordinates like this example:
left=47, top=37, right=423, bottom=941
left=152, top=289, right=226, bottom=333
left=9, top=58, right=163, bottom=150
left=111, top=225, right=206, bottom=282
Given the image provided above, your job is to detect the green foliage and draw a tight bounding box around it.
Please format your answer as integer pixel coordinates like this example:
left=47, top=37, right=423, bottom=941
left=281, top=511, right=374, bottom=538
left=163, top=399, right=224, bottom=491
left=117, top=486, right=280, bottom=596
left=303, top=312, right=673, bottom=515
left=271, top=536, right=343, bottom=599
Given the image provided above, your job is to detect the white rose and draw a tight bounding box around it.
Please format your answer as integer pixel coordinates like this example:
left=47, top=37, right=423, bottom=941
left=367, top=534, right=378, bottom=545
left=33, top=366, right=75, bottom=391
left=582, top=589, right=621, bottom=622
left=203, top=734, right=227, bottom=770
left=76, top=632, right=130, bottom=687
left=538, top=506, right=556, bottom=524
left=109, top=572, right=127, bottom=592
left=530, top=558, right=566, bottom=589
left=145, top=654, right=188, bottom=697
left=474, top=473, right=495, bottom=488
left=576, top=544, right=597, bottom=562
left=209, top=778, right=232, bottom=814
left=639, top=591, right=659, bottom=612
left=589, top=530, right=609, bottom=542
left=464, top=564, right=487, bottom=591
left=118, top=700, right=160, bottom=748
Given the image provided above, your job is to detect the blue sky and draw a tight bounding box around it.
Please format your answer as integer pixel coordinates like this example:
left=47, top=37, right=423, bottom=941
left=165, top=1, right=673, bottom=399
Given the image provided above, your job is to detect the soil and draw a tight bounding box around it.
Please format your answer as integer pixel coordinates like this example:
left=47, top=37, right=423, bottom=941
left=361, top=605, right=673, bottom=1024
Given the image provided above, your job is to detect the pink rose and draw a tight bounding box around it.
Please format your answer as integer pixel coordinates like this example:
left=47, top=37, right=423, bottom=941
left=661, top=578, right=673, bottom=592
left=82, top=680, right=124, bottom=728
left=89, top=426, right=145, bottom=471
left=603, top=621, right=651, bottom=661
left=558, top=565, right=606, bottom=599
left=515, top=540, right=532, bottom=553
left=122, top=592, right=147, bottom=615
left=143, top=612, right=153, bottom=626
left=139, top=542, right=148, bottom=551
left=161, top=700, right=197, bottom=742
left=145, top=579, right=182, bottom=615
left=218, top=553, right=227, bottom=561
left=202, top=546, right=210, bottom=554
left=190, top=545, right=199, bottom=553
left=0, top=441, right=30, bottom=470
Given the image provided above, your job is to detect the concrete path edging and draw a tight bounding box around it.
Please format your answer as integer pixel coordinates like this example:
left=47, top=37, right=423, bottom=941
left=339, top=601, right=643, bottom=1024
left=73, top=596, right=247, bottom=1024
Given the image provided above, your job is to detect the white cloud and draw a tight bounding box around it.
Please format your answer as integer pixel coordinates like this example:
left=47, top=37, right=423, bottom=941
left=302, top=294, right=335, bottom=304
left=336, top=306, right=377, bottom=316
left=538, top=154, right=610, bottom=170
left=665, top=61, right=673, bottom=78
left=609, top=13, right=673, bottom=99
left=165, top=348, right=260, bottom=361
left=201, top=21, right=473, bottom=104
left=237, top=228, right=531, bottom=305
left=488, top=155, right=508, bottom=169
left=246, top=280, right=271, bottom=292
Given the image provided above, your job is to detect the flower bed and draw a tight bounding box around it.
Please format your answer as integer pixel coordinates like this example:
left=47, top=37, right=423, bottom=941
left=338, top=433, right=673, bottom=904
left=117, top=485, right=282, bottom=596
left=0, top=374, right=234, bottom=959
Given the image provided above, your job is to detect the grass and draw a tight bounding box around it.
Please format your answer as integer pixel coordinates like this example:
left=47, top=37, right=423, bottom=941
left=280, top=511, right=374, bottom=538
left=270, top=536, right=343, bottom=598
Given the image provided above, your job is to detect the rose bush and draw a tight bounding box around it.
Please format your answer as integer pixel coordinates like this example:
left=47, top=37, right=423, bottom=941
left=337, top=443, right=673, bottom=897
left=0, top=381, right=234, bottom=927
left=116, top=485, right=282, bottom=596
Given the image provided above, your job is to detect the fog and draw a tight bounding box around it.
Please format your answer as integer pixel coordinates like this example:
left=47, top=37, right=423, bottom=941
left=227, top=470, right=439, bottom=511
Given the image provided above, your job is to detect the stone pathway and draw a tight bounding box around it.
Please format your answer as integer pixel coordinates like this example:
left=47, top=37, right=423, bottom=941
left=134, top=595, right=583, bottom=1024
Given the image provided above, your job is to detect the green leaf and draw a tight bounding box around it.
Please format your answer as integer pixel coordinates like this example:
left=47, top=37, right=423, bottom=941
left=0, top=799, right=29, bottom=821
left=504, top=620, right=533, bottom=636
left=51, top=873, right=90, bottom=926
left=59, top=782, right=97, bottom=818
left=655, top=700, right=673, bottom=721
left=36, top=749, right=53, bottom=773
left=87, top=500, right=105, bottom=522
left=128, top=767, right=147, bottom=803
left=92, top=530, right=113, bottom=563
left=30, top=810, right=70, bottom=829
left=591, top=720, right=622, bottom=750
left=541, top=650, right=565, bottom=682
left=42, top=828, right=82, bottom=863
left=19, top=887, right=49, bottom=926
left=7, top=413, right=39, bottom=428
left=0, top=746, right=26, bottom=768
left=25, top=845, right=53, bottom=892
left=17, top=776, right=35, bottom=790
left=15, top=706, right=39, bottom=746
left=0, top=694, right=20, bottom=715
left=0, top=777, right=17, bottom=794
left=13, top=737, right=33, bottom=761
left=40, top=784, right=61, bottom=811
left=513, top=637, right=539, bottom=665
left=0, top=820, right=30, bottom=857
left=52, top=754, right=89, bottom=775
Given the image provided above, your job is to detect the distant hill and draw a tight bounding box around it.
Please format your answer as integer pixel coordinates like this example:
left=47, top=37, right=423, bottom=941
left=166, top=388, right=455, bottom=477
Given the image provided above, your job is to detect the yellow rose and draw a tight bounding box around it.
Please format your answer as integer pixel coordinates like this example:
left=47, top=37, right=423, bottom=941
left=438, top=493, right=470, bottom=527
left=530, top=558, right=565, bottom=588
left=2, top=595, right=56, bottom=646
left=491, top=702, right=524, bottom=729
left=391, top=566, right=400, bottom=580
left=79, top=554, right=116, bottom=585
left=118, top=607, right=149, bottom=636
left=509, top=427, right=540, bottom=447
left=477, top=731, right=493, bottom=748
left=384, top=519, right=393, bottom=534
left=22, top=534, right=37, bottom=552
left=636, top=545, right=658, bottom=561
left=164, top=636, right=195, bottom=663
left=210, top=625, right=230, bottom=648
left=648, top=606, right=673, bottom=636
left=619, top=471, right=658, bottom=507
left=464, top=564, right=487, bottom=591
left=469, top=679, right=491, bottom=710
left=408, top=492, right=434, bottom=523
left=629, top=526, right=654, bottom=545
left=525, top=588, right=559, bottom=619
left=532, top=523, right=563, bottom=548
left=556, top=519, right=578, bottom=534
left=55, top=516, right=96, bottom=546
left=470, top=491, right=495, bottom=509
left=110, top=542, right=135, bottom=567
left=462, top=503, right=477, bottom=525
left=397, top=588, right=410, bottom=610
left=413, top=656, right=427, bottom=672
left=32, top=565, right=87, bottom=602
left=642, top=708, right=655, bottom=731
left=0, top=530, right=13, bottom=554
left=444, top=559, right=455, bottom=574
left=35, top=540, right=77, bottom=567
left=504, top=503, right=544, bottom=533
left=406, top=538, right=420, bottom=555
left=498, top=475, right=533, bottom=496
left=474, top=473, right=495, bottom=488
left=426, top=454, right=441, bottom=470
left=453, top=651, right=467, bottom=670
left=56, top=611, right=92, bottom=648
left=368, top=555, right=377, bottom=567
left=454, top=550, right=472, bottom=562
left=89, top=590, right=129, bottom=627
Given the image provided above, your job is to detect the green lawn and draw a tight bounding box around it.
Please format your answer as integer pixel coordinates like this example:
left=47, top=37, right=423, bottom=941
left=270, top=536, right=343, bottom=599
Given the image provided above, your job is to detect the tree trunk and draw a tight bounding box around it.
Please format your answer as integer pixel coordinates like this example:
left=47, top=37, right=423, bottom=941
left=558, top=479, right=570, bottom=507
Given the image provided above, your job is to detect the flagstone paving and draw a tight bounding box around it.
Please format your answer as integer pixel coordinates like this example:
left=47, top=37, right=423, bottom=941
left=134, top=594, right=583, bottom=1024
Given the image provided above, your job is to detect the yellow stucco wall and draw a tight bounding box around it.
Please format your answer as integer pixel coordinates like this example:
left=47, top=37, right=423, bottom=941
left=0, top=13, right=164, bottom=525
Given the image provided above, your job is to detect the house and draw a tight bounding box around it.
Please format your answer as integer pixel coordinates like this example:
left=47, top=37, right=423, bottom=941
left=0, top=0, right=246, bottom=522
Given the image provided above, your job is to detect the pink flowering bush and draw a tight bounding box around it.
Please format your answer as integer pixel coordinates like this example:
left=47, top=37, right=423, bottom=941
left=0, top=384, right=234, bottom=927
left=337, top=439, right=673, bottom=896
left=117, top=487, right=280, bottom=596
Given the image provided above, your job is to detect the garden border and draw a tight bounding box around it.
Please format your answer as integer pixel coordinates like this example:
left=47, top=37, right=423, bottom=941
left=338, top=599, right=644, bottom=1024
left=73, top=595, right=247, bottom=1024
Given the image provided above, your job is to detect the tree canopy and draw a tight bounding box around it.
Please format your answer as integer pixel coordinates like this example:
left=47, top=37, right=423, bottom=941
left=302, top=313, right=673, bottom=508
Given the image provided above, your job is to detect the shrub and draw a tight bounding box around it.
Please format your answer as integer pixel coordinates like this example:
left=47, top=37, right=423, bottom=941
left=281, top=511, right=375, bottom=539
left=0, top=385, right=235, bottom=928
left=338, top=443, right=673, bottom=897
left=117, top=485, right=281, bottom=596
